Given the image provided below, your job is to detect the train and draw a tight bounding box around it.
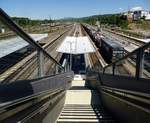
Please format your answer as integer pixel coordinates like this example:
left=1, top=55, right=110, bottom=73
left=83, top=24, right=125, bottom=63
left=100, top=37, right=125, bottom=63
left=83, top=24, right=150, bottom=76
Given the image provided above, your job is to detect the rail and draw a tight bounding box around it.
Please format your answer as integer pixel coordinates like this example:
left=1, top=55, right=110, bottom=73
left=0, top=71, right=73, bottom=121
left=107, top=27, right=150, bottom=39
left=0, top=8, right=64, bottom=77
left=103, top=28, right=147, bottom=45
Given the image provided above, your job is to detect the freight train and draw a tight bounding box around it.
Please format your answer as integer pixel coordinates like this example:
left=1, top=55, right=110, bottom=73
left=100, top=37, right=125, bottom=63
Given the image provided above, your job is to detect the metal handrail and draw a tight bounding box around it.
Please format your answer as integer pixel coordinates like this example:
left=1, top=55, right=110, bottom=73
left=101, top=86, right=150, bottom=104
left=0, top=71, right=73, bottom=121
left=0, top=8, right=64, bottom=70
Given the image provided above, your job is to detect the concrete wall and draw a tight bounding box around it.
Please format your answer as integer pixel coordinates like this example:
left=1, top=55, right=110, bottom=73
left=24, top=93, right=66, bottom=123
left=97, top=73, right=150, bottom=123
left=43, top=95, right=66, bottom=123
left=100, top=91, right=150, bottom=123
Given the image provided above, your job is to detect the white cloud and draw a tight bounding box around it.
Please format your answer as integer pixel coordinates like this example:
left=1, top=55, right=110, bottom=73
left=131, top=6, right=143, bottom=11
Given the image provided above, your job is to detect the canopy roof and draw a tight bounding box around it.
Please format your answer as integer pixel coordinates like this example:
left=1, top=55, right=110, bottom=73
left=56, top=36, right=96, bottom=54
left=0, top=34, right=48, bottom=58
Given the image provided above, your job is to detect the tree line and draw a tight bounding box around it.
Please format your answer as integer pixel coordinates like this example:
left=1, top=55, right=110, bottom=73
left=79, top=14, right=128, bottom=28
left=12, top=17, right=54, bottom=27
left=0, top=14, right=128, bottom=29
left=58, top=14, right=129, bottom=29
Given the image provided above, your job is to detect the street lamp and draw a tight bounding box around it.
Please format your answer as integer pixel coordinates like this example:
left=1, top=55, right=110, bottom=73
left=69, top=41, right=73, bottom=71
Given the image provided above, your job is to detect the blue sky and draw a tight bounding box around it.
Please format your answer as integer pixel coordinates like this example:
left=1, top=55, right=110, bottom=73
left=1, top=0, right=150, bottom=19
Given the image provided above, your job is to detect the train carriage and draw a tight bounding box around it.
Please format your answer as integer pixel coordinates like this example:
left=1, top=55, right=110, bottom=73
left=101, top=37, right=125, bottom=63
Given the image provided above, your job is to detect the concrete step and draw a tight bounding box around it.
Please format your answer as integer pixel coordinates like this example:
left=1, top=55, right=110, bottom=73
left=61, top=109, right=107, bottom=113
left=64, top=104, right=103, bottom=108
left=63, top=108, right=103, bottom=110
left=57, top=105, right=114, bottom=123
left=59, top=115, right=113, bottom=119
left=57, top=118, right=99, bottom=123
left=57, top=118, right=115, bottom=123
left=60, top=113, right=111, bottom=117
left=64, top=107, right=94, bottom=109
left=61, top=111, right=99, bottom=113
left=60, top=113, right=100, bottom=116
left=63, top=105, right=91, bottom=108
left=63, top=108, right=103, bottom=111
left=59, top=115, right=99, bottom=119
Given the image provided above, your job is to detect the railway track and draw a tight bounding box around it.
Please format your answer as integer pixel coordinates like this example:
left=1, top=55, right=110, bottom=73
left=102, top=28, right=147, bottom=47
left=108, top=27, right=150, bottom=39
left=0, top=27, right=72, bottom=83
left=123, top=57, right=150, bottom=78
left=32, top=30, right=71, bottom=77
left=81, top=24, right=106, bottom=71
left=0, top=24, right=71, bottom=40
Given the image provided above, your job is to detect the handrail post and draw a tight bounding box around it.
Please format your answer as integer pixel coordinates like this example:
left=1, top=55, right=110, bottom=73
left=70, top=54, right=72, bottom=71
left=64, top=63, right=67, bottom=72
left=37, top=50, right=44, bottom=77
left=67, top=62, right=70, bottom=72
left=55, top=65, right=58, bottom=74
left=135, top=48, right=144, bottom=79
left=112, top=64, right=116, bottom=76
left=103, top=68, right=105, bottom=74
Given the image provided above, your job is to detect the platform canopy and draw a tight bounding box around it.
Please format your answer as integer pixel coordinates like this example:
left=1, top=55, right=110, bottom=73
left=56, top=36, right=96, bottom=54
left=0, top=34, right=48, bottom=58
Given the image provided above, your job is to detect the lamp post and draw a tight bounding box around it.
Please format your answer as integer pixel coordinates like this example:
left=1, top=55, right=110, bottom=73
left=69, top=42, right=73, bottom=71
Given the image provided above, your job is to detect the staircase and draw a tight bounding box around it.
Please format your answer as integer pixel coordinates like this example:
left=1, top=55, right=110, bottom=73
left=57, top=104, right=114, bottom=123
left=57, top=75, right=115, bottom=123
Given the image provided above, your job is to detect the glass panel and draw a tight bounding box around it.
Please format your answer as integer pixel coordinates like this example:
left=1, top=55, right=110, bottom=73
left=0, top=18, right=66, bottom=84
left=104, top=52, right=137, bottom=77
left=104, top=65, right=113, bottom=74
left=86, top=53, right=103, bottom=72
left=142, top=46, right=150, bottom=79
left=114, top=53, right=136, bottom=77
left=0, top=20, right=41, bottom=83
